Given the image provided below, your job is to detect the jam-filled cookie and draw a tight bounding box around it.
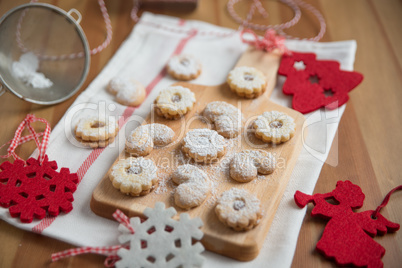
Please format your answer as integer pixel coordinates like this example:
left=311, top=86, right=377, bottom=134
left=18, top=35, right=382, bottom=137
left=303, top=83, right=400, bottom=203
left=227, top=66, right=267, bottom=98
left=109, top=157, right=157, bottom=196
left=167, top=54, right=202, bottom=81
left=215, top=188, right=263, bottom=231
left=154, top=86, right=196, bottom=120
left=252, top=111, right=296, bottom=144
left=75, top=116, right=118, bottom=148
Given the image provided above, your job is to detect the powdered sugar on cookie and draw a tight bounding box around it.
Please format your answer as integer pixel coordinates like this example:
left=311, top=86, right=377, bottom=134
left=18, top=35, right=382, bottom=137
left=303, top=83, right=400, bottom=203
left=75, top=115, right=118, bottom=142
left=215, top=188, right=262, bottom=231
left=109, top=157, right=158, bottom=196
left=126, top=123, right=174, bottom=156
left=227, top=66, right=267, bottom=98
left=107, top=77, right=146, bottom=107
left=230, top=150, right=276, bottom=183
left=253, top=111, right=295, bottom=144
left=203, top=101, right=243, bottom=138
left=167, top=54, right=202, bottom=81
left=172, top=164, right=210, bottom=209
left=182, top=129, right=227, bottom=163
left=155, top=86, right=196, bottom=119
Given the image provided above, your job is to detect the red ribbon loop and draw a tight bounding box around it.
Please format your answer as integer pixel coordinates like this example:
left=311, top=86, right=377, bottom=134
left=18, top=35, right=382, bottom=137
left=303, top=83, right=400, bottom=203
left=372, top=185, right=402, bottom=219
left=0, top=114, right=51, bottom=164
left=51, top=209, right=134, bottom=265
left=240, top=29, right=290, bottom=54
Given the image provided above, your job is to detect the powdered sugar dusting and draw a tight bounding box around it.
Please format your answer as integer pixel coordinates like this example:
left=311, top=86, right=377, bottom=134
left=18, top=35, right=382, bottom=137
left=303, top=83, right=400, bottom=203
left=155, top=86, right=196, bottom=115
left=12, top=52, right=53, bottom=89
left=227, top=66, right=266, bottom=93
left=167, top=54, right=201, bottom=76
left=253, top=111, right=295, bottom=143
left=182, top=129, right=227, bottom=160
left=203, top=101, right=243, bottom=138
left=215, top=188, right=262, bottom=231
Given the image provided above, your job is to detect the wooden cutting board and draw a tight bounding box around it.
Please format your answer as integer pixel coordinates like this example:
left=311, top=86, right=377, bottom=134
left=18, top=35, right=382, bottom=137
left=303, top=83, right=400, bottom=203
left=90, top=47, right=306, bottom=261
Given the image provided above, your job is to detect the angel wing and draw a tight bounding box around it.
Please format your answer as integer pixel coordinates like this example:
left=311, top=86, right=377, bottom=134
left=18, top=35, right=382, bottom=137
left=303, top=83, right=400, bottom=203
left=355, top=210, right=400, bottom=236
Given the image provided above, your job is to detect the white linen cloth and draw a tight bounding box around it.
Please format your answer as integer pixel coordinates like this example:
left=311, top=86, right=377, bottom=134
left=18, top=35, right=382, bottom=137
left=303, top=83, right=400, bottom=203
left=0, top=12, right=358, bottom=267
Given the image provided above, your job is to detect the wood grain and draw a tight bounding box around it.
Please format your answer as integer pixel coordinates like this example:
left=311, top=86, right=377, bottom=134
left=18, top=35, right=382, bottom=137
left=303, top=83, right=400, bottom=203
left=0, top=0, right=401, bottom=267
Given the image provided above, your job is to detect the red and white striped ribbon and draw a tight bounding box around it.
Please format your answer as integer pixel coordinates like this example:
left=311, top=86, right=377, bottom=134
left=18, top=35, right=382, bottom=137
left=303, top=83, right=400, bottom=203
left=129, top=0, right=326, bottom=53
left=227, top=0, right=326, bottom=42
left=51, top=209, right=133, bottom=266
left=113, top=209, right=135, bottom=234
left=0, top=114, right=51, bottom=164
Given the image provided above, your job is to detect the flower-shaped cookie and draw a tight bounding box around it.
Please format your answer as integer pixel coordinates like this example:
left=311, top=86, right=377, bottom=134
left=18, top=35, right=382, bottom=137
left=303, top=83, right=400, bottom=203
left=227, top=66, right=267, bottom=98
left=215, top=188, right=262, bottom=231
left=167, top=54, right=202, bottom=81
left=252, top=111, right=295, bottom=144
left=75, top=115, right=118, bottom=148
left=109, top=157, right=157, bottom=196
left=155, top=86, right=196, bottom=120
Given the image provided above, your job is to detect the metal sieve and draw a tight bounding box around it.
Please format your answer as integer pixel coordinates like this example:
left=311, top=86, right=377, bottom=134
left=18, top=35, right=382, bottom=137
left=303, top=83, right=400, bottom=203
left=0, top=3, right=90, bottom=105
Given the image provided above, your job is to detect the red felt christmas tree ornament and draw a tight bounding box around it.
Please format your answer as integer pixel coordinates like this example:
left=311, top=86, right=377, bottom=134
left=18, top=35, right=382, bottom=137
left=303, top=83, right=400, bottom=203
left=295, top=180, right=401, bottom=268
left=0, top=114, right=78, bottom=223
left=278, top=52, right=364, bottom=114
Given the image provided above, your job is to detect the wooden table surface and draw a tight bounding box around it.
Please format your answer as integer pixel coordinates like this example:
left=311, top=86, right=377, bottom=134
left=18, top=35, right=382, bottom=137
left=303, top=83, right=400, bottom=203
left=0, top=0, right=401, bottom=267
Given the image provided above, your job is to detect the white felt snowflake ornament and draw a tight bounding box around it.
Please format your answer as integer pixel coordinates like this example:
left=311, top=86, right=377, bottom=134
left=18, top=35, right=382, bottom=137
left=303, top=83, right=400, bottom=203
left=116, top=202, right=205, bottom=268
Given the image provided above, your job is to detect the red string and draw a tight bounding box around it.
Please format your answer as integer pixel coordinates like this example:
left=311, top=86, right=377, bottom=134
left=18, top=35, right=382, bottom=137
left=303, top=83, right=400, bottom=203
left=372, top=185, right=402, bottom=219
left=17, top=0, right=112, bottom=60
left=51, top=209, right=133, bottom=265
left=0, top=114, right=51, bottom=164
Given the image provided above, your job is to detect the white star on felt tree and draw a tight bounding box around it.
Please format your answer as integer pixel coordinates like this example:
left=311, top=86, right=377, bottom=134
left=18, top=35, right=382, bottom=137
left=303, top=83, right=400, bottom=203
left=293, top=60, right=306, bottom=71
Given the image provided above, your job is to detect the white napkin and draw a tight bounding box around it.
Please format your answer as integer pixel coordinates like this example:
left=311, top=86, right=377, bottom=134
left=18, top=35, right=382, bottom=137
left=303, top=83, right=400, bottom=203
left=0, top=12, right=357, bottom=267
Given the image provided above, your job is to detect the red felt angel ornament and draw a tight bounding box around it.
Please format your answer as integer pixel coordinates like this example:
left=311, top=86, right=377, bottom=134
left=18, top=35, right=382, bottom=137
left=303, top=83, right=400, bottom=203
left=295, top=180, right=401, bottom=268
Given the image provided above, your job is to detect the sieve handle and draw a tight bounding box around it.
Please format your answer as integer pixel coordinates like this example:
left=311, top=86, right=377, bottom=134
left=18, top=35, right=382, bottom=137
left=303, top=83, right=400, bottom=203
left=0, top=84, right=6, bottom=97
left=67, top=8, right=82, bottom=24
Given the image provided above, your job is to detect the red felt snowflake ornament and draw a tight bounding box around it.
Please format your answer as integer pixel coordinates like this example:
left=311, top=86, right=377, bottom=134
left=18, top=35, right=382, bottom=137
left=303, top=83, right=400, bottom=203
left=0, top=114, right=78, bottom=223
left=294, top=180, right=401, bottom=268
left=278, top=52, right=364, bottom=114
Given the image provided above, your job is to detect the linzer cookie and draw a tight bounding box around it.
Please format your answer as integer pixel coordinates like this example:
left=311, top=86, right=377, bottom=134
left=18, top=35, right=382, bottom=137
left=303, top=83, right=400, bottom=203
left=215, top=188, right=263, bottom=231
left=75, top=116, right=118, bottom=148
left=125, top=123, right=174, bottom=156
left=154, top=86, right=196, bottom=119
left=172, top=164, right=210, bottom=209
left=230, top=150, right=276, bottom=183
left=227, top=66, right=267, bottom=98
left=167, top=54, right=202, bottom=81
left=109, top=157, right=157, bottom=196
left=182, top=129, right=227, bottom=163
left=252, top=111, right=296, bottom=144
left=203, top=101, right=243, bottom=138
left=107, top=77, right=146, bottom=107
left=76, top=136, right=115, bottom=149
